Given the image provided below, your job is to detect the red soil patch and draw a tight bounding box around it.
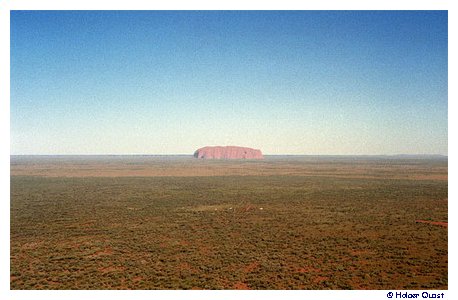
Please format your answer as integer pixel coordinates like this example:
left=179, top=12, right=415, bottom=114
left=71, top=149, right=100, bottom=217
left=177, top=262, right=194, bottom=272
left=348, top=278, right=367, bottom=290
left=243, top=262, right=260, bottom=273
left=233, top=281, right=250, bottom=290
left=237, top=204, right=256, bottom=212
left=229, top=232, right=241, bottom=239
left=313, top=275, right=329, bottom=284
left=297, top=266, right=321, bottom=273
left=179, top=240, right=190, bottom=246
left=199, top=245, right=212, bottom=255
left=350, top=249, right=375, bottom=257
left=21, top=241, right=43, bottom=250
left=88, top=247, right=113, bottom=258
left=60, top=269, right=71, bottom=275
left=80, top=221, right=95, bottom=227
left=416, top=220, right=448, bottom=228
left=46, top=280, right=61, bottom=286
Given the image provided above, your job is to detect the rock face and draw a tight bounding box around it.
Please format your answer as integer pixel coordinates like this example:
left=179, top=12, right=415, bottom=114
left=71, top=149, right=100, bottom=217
left=194, top=146, right=263, bottom=160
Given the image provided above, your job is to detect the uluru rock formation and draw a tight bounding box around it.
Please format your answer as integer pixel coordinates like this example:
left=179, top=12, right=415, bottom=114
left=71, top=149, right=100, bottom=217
left=194, top=146, right=263, bottom=159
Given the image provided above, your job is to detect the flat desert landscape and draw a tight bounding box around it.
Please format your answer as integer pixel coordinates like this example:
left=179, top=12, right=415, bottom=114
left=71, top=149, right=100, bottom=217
left=10, top=155, right=447, bottom=289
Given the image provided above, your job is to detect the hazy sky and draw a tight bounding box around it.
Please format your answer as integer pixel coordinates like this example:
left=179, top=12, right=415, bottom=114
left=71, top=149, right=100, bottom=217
left=10, top=11, right=447, bottom=155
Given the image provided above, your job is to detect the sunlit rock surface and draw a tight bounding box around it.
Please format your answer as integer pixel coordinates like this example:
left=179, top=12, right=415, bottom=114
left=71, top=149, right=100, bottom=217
left=194, top=146, right=263, bottom=159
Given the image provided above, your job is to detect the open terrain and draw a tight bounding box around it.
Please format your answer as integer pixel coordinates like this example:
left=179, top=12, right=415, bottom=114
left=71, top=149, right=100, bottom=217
left=10, top=156, right=447, bottom=289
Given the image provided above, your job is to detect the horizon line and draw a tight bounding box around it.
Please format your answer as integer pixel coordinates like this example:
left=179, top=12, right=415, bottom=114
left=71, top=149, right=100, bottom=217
left=10, top=153, right=448, bottom=157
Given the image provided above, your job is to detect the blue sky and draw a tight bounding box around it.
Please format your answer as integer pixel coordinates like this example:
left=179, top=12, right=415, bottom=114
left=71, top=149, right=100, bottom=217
left=10, top=11, right=448, bottom=155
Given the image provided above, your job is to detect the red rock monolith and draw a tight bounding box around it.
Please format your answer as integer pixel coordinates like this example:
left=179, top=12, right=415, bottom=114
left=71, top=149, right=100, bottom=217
left=194, top=146, right=263, bottom=159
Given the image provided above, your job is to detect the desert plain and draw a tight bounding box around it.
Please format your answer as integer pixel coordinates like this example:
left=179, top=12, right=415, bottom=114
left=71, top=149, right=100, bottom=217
left=10, top=155, right=447, bottom=289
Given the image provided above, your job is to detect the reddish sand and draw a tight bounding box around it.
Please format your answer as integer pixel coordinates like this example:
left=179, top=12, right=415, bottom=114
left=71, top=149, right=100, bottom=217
left=233, top=282, right=250, bottom=289
left=243, top=262, right=260, bottom=273
left=415, top=220, right=448, bottom=228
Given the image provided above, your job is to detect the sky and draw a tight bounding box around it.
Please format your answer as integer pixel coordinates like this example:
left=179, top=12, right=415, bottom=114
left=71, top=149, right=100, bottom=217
left=10, top=11, right=448, bottom=155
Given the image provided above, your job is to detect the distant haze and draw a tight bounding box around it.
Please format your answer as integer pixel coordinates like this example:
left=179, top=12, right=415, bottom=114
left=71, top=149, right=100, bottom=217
left=10, top=11, right=447, bottom=155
